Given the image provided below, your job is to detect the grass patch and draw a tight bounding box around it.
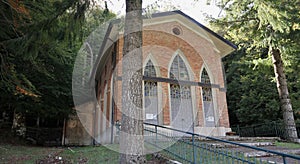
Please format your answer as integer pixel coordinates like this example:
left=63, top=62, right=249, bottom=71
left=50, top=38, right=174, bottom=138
left=60, top=146, right=119, bottom=163
left=0, top=144, right=59, bottom=164
left=0, top=143, right=160, bottom=163
left=0, top=143, right=120, bottom=163
left=275, top=141, right=300, bottom=149
left=0, top=127, right=121, bottom=163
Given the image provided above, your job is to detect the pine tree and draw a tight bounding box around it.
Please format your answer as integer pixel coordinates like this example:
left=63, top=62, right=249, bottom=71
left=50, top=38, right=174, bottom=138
left=211, top=0, right=300, bottom=141
left=0, top=0, right=113, bottom=130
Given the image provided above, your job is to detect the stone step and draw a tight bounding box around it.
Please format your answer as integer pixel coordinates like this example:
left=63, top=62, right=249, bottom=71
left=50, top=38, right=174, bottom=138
left=220, top=136, right=280, bottom=142
left=207, top=141, right=275, bottom=148
left=245, top=149, right=300, bottom=157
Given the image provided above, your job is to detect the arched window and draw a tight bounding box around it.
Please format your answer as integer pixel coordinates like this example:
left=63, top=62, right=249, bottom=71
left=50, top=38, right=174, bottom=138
left=82, top=42, right=94, bottom=85
left=170, top=55, right=189, bottom=81
left=201, top=68, right=215, bottom=127
left=144, top=60, right=156, bottom=77
left=144, top=60, right=158, bottom=124
left=169, top=55, right=193, bottom=132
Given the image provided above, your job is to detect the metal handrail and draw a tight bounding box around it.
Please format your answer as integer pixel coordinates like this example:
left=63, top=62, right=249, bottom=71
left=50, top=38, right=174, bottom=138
left=231, top=121, right=300, bottom=139
left=144, top=122, right=300, bottom=163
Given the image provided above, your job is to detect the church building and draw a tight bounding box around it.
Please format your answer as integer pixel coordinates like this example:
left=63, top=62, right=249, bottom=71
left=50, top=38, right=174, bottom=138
left=64, top=10, right=236, bottom=145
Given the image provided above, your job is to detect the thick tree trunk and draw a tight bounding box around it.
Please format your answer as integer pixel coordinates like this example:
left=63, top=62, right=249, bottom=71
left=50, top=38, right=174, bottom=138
left=271, top=48, right=298, bottom=142
left=120, top=0, right=145, bottom=163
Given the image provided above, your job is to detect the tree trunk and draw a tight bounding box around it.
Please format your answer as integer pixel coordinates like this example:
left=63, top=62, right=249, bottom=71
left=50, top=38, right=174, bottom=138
left=271, top=48, right=298, bottom=142
left=120, top=0, right=145, bottom=163
left=12, top=109, right=26, bottom=137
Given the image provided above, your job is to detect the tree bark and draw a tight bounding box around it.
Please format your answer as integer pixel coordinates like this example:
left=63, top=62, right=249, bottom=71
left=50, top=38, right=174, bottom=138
left=271, top=48, right=298, bottom=142
left=120, top=0, right=145, bottom=163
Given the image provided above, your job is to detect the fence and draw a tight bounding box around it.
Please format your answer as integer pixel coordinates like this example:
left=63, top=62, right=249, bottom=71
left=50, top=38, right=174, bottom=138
left=231, top=121, right=300, bottom=139
left=26, top=127, right=63, bottom=146
left=144, top=123, right=300, bottom=164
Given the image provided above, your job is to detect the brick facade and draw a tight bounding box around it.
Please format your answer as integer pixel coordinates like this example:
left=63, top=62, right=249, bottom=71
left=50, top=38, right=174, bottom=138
left=65, top=11, right=235, bottom=145
left=108, top=22, right=231, bottom=128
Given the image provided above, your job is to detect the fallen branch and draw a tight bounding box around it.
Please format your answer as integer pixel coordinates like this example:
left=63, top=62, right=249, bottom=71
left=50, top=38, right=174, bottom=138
left=68, top=147, right=75, bottom=153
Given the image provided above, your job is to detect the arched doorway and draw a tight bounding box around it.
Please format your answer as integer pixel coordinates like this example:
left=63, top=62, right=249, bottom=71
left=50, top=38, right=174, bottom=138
left=169, top=54, right=193, bottom=132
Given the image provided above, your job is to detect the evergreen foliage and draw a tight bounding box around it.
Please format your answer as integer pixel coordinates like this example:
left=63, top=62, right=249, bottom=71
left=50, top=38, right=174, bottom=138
left=0, top=0, right=114, bottom=125
left=210, top=0, right=300, bottom=126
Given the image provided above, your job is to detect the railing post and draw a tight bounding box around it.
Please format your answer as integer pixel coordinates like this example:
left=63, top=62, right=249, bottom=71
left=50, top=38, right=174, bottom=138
left=155, top=124, right=157, bottom=146
left=283, top=156, right=287, bottom=164
left=253, top=125, right=256, bottom=137
left=274, top=121, right=279, bottom=137
left=192, top=133, right=196, bottom=164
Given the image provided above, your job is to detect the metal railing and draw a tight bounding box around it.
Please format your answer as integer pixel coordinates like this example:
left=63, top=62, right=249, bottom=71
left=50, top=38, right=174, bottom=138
left=144, top=123, right=300, bottom=164
left=231, top=121, right=300, bottom=139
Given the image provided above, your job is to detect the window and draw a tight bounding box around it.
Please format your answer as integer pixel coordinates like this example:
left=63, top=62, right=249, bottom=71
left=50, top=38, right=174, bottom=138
left=169, top=55, right=191, bottom=100
left=170, top=55, right=189, bottom=81
left=201, top=69, right=212, bottom=101
left=111, top=44, right=117, bottom=69
left=144, top=60, right=158, bottom=124
left=201, top=68, right=215, bottom=127
left=144, top=81, right=157, bottom=97
left=170, top=84, right=191, bottom=99
left=144, top=60, right=158, bottom=97
left=144, top=60, right=156, bottom=77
